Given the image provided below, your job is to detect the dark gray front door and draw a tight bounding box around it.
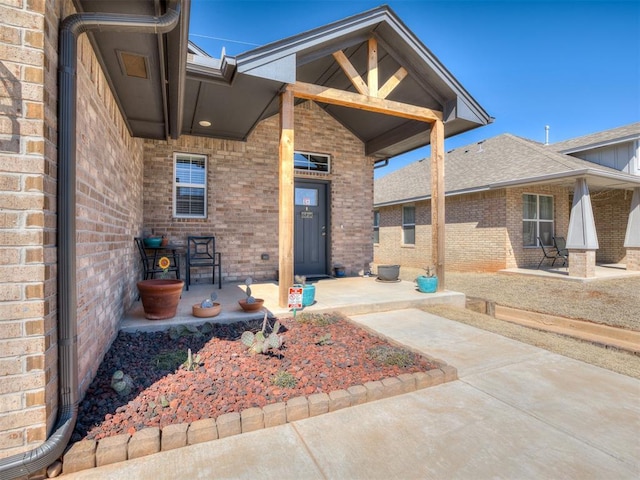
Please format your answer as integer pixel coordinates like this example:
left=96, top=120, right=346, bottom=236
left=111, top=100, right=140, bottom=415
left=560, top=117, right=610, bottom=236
left=294, top=180, right=327, bottom=276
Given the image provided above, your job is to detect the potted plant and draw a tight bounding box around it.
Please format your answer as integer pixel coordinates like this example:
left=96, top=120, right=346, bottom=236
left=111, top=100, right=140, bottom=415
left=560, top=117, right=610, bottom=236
left=377, top=264, right=400, bottom=282
left=416, top=266, right=438, bottom=293
left=294, top=275, right=316, bottom=307
left=238, top=277, right=265, bottom=312
left=192, top=291, right=221, bottom=318
left=137, top=256, right=184, bottom=320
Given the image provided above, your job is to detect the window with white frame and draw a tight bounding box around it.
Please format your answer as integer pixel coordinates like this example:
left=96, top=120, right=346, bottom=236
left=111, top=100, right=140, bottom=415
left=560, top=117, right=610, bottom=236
left=373, top=210, right=380, bottom=244
left=174, top=153, right=207, bottom=218
left=402, top=206, right=415, bottom=245
left=523, top=194, right=554, bottom=247
left=294, top=151, right=330, bottom=173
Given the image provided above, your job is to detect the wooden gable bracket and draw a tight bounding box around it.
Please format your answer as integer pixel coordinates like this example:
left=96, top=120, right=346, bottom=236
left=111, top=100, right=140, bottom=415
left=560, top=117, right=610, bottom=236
left=332, top=37, right=409, bottom=100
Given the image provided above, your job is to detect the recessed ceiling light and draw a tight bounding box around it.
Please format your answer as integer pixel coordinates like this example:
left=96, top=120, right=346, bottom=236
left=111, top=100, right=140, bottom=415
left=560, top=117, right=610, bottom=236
left=199, top=120, right=212, bottom=127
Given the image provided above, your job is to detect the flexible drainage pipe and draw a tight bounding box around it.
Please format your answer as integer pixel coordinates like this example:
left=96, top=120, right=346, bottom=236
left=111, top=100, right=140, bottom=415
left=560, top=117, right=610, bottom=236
left=0, top=4, right=180, bottom=479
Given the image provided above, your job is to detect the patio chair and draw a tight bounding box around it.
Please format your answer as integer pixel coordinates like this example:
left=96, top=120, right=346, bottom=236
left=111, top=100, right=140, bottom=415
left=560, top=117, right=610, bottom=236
left=186, top=236, right=222, bottom=290
left=536, top=236, right=565, bottom=269
left=553, top=236, right=569, bottom=267
left=134, top=237, right=180, bottom=280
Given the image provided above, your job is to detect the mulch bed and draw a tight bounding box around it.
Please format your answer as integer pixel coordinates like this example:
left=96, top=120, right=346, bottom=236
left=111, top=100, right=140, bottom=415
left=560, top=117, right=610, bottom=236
left=73, top=312, right=439, bottom=442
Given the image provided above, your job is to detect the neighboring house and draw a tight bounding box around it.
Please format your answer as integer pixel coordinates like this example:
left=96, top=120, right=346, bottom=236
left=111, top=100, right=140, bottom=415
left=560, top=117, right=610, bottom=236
left=0, top=0, right=491, bottom=473
left=373, top=123, right=640, bottom=275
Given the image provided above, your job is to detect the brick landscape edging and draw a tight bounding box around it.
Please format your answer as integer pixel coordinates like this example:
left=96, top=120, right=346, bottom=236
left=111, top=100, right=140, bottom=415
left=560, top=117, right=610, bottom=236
left=61, top=365, right=457, bottom=474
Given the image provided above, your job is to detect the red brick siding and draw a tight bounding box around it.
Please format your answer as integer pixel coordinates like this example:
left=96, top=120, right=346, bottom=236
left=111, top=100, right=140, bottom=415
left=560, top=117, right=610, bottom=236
left=0, top=0, right=144, bottom=458
left=143, top=101, right=373, bottom=282
left=374, top=186, right=573, bottom=273
left=590, top=190, right=631, bottom=263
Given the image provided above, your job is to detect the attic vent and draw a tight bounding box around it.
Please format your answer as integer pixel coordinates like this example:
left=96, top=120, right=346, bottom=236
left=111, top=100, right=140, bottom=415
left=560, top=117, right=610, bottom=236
left=118, top=51, right=149, bottom=79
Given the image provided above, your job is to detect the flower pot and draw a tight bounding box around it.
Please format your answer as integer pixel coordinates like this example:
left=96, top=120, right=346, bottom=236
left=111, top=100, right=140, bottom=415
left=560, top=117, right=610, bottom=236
left=137, top=279, right=184, bottom=320
left=416, top=276, right=438, bottom=293
left=334, top=265, right=346, bottom=277
left=192, top=302, right=221, bottom=318
left=377, top=264, right=400, bottom=282
left=143, top=237, right=162, bottom=247
left=238, top=298, right=265, bottom=312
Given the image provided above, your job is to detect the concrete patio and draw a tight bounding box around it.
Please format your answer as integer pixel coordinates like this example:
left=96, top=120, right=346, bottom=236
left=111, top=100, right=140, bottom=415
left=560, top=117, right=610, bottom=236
left=121, top=276, right=465, bottom=332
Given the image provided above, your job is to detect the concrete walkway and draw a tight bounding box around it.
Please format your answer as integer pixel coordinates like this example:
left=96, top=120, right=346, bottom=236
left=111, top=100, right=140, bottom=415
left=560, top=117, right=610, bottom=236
left=65, top=309, right=640, bottom=479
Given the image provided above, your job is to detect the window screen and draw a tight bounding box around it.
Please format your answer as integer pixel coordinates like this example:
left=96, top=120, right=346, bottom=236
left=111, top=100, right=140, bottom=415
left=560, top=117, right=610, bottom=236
left=174, top=154, right=206, bottom=218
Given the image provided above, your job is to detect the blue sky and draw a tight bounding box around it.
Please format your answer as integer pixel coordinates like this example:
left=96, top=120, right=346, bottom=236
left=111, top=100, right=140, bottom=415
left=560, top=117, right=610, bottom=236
left=189, top=0, right=640, bottom=178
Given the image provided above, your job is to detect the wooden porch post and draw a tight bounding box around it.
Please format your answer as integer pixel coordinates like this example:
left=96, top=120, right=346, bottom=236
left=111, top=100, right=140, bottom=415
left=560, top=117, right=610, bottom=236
left=278, top=90, right=295, bottom=307
left=430, top=119, right=445, bottom=290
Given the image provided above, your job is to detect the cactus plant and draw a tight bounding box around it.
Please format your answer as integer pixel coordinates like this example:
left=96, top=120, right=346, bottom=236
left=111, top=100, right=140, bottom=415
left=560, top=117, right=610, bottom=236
left=110, top=370, right=134, bottom=397
left=240, top=311, right=283, bottom=354
left=245, top=277, right=255, bottom=304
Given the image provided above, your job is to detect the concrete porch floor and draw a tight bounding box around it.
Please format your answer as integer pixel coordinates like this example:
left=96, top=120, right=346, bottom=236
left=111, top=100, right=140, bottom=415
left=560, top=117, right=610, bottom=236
left=121, top=276, right=465, bottom=333
left=499, top=263, right=640, bottom=282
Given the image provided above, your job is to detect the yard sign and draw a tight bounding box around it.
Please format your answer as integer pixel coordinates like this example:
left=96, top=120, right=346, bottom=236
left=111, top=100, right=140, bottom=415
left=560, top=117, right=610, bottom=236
left=288, top=286, right=303, bottom=310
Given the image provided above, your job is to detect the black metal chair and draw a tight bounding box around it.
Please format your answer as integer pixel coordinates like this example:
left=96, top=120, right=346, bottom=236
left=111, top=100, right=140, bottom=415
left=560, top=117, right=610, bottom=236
left=186, top=236, right=222, bottom=290
left=537, top=236, right=566, bottom=269
left=134, top=237, right=180, bottom=280
left=553, top=236, right=569, bottom=266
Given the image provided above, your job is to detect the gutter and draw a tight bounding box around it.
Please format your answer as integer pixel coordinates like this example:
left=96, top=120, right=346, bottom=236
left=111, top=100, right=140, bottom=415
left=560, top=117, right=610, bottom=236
left=0, top=4, right=181, bottom=479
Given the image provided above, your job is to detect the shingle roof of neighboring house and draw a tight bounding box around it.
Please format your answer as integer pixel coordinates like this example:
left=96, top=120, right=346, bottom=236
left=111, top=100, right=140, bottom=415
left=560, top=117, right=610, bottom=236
left=374, top=132, right=639, bottom=207
left=551, top=122, right=640, bottom=153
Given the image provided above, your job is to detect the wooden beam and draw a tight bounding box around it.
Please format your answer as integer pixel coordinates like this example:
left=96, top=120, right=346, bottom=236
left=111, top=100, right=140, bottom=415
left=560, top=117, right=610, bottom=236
left=278, top=90, right=295, bottom=307
left=332, top=50, right=369, bottom=96
left=288, top=81, right=443, bottom=122
left=379, top=67, right=408, bottom=100
left=367, top=37, right=378, bottom=97
left=430, top=119, right=445, bottom=291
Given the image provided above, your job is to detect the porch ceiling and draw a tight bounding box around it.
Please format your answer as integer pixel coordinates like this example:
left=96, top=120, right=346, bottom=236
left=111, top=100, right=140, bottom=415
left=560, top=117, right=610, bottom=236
left=183, top=6, right=492, bottom=159
left=73, top=0, right=189, bottom=140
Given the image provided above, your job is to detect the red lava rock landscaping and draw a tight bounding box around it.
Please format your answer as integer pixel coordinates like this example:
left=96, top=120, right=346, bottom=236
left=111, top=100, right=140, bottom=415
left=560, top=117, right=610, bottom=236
left=73, top=312, right=439, bottom=442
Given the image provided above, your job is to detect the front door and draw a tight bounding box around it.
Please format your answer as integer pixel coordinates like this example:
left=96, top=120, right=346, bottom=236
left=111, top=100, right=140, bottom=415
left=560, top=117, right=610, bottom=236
left=294, top=180, right=328, bottom=276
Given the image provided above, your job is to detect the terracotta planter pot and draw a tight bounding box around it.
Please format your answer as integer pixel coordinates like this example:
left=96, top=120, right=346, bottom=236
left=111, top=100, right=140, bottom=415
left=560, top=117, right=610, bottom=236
left=192, top=302, right=221, bottom=318
left=238, top=298, right=264, bottom=312
left=137, top=279, right=184, bottom=320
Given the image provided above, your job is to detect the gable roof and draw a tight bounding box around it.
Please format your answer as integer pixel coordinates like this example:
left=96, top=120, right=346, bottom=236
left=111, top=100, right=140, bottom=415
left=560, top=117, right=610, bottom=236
left=551, top=122, right=640, bottom=154
left=183, top=5, right=492, bottom=159
left=374, top=132, right=640, bottom=207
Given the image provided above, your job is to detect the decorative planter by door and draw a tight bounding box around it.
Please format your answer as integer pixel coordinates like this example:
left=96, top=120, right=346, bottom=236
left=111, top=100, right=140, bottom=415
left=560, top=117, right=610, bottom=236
left=377, top=264, right=400, bottom=282
left=298, top=284, right=315, bottom=307
left=416, top=276, right=438, bottom=293
left=137, top=279, right=184, bottom=320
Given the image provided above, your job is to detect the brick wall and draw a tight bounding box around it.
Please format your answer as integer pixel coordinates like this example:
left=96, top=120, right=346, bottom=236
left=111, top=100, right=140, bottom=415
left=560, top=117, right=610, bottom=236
left=143, top=100, right=373, bottom=282
left=590, top=189, right=631, bottom=264
left=374, top=185, right=572, bottom=273
left=0, top=0, right=54, bottom=458
left=0, top=0, right=144, bottom=459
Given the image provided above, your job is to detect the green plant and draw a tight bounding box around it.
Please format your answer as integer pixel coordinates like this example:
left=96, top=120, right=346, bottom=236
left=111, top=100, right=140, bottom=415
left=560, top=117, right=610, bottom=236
left=110, top=370, right=134, bottom=397
left=240, top=311, right=283, bottom=354
left=169, top=324, right=203, bottom=340
left=366, top=345, right=416, bottom=367
left=153, top=350, right=188, bottom=370
left=182, top=348, right=202, bottom=371
left=296, top=312, right=343, bottom=326
left=315, top=333, right=333, bottom=346
left=421, top=266, right=436, bottom=277
left=200, top=291, right=218, bottom=308
left=294, top=274, right=306, bottom=286
left=244, top=277, right=256, bottom=304
left=271, top=370, right=297, bottom=388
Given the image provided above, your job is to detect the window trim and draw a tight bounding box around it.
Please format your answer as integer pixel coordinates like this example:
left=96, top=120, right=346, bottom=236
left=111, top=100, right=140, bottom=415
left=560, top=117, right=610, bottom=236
left=402, top=205, right=416, bottom=246
left=173, top=153, right=207, bottom=219
left=294, top=150, right=331, bottom=174
left=523, top=193, right=554, bottom=247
